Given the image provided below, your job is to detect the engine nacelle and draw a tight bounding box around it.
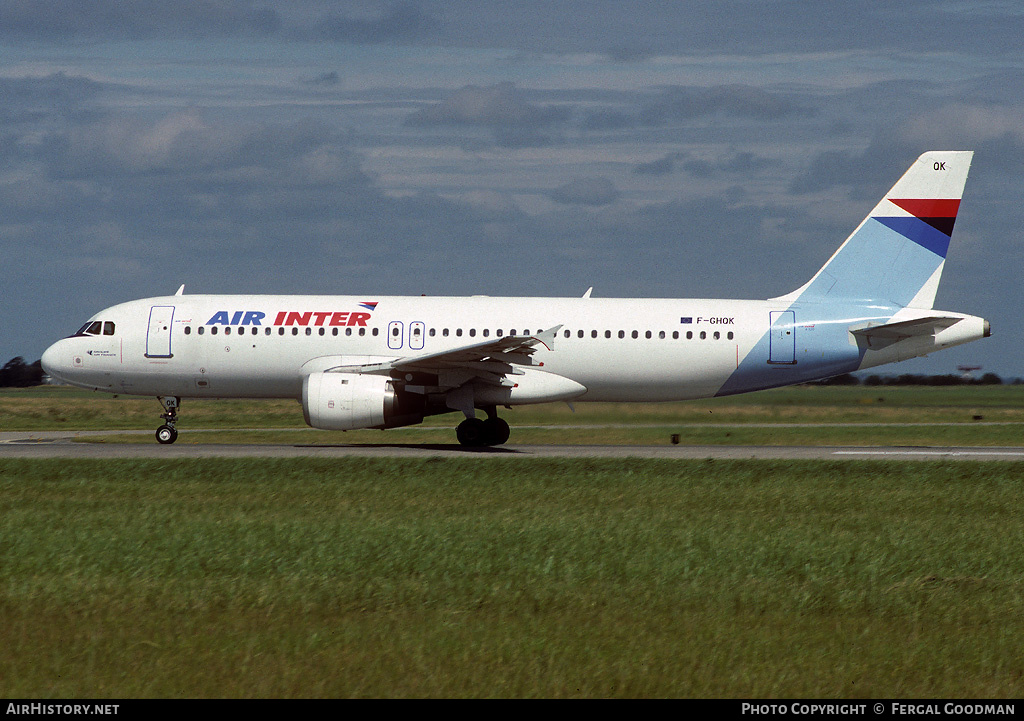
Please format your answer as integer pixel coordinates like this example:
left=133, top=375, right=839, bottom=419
left=302, top=372, right=426, bottom=431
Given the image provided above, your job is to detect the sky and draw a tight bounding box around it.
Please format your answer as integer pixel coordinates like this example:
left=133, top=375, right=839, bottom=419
left=2, top=1, right=1024, bottom=378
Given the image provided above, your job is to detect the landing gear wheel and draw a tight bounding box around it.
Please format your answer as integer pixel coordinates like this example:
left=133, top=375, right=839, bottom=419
left=156, top=424, right=178, bottom=444
left=482, top=417, right=510, bottom=445
left=155, top=396, right=180, bottom=445
left=456, top=416, right=511, bottom=447
left=456, top=418, right=488, bottom=447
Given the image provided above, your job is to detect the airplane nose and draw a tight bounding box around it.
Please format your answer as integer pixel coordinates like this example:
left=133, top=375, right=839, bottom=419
left=40, top=341, right=66, bottom=383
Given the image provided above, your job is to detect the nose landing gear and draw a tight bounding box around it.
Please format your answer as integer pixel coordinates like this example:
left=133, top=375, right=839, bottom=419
left=155, top=396, right=180, bottom=444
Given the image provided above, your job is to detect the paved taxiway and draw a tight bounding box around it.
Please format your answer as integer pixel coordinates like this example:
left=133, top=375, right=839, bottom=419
left=3, top=430, right=1024, bottom=460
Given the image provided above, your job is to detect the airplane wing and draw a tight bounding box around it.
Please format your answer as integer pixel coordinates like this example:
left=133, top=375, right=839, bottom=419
left=850, top=316, right=962, bottom=348
left=324, top=325, right=562, bottom=388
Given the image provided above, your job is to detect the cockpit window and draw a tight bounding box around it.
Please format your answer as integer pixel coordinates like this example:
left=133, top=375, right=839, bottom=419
left=73, top=320, right=113, bottom=337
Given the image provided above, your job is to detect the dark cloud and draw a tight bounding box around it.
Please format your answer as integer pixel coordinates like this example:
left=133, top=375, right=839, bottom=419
left=549, top=177, right=620, bottom=206
left=0, top=0, right=280, bottom=39
left=312, top=1, right=432, bottom=43
left=1, top=1, right=1021, bottom=60
left=0, top=71, right=109, bottom=123
left=633, top=154, right=680, bottom=176
left=302, top=71, right=341, bottom=86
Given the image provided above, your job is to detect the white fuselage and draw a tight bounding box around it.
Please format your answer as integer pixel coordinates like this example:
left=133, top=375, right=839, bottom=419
left=41, top=293, right=987, bottom=404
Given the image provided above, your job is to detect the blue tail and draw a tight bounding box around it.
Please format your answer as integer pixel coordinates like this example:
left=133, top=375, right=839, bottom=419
left=782, top=151, right=973, bottom=309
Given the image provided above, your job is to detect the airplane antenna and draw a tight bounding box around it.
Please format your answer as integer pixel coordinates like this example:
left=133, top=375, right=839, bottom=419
left=582, top=287, right=593, bottom=298
left=174, top=284, right=185, bottom=296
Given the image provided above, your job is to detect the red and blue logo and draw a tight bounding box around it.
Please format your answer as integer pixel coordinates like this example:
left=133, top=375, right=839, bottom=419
left=875, top=198, right=961, bottom=258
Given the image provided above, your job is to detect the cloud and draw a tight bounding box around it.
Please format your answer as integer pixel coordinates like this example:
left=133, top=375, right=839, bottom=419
left=405, top=82, right=569, bottom=129
left=549, top=177, right=620, bottom=206
left=640, top=85, right=807, bottom=125
left=0, top=71, right=108, bottom=122
left=633, top=151, right=774, bottom=178
left=633, top=154, right=680, bottom=176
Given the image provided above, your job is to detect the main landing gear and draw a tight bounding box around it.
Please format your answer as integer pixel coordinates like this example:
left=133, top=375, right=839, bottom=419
left=455, top=408, right=511, bottom=448
left=155, top=396, right=180, bottom=444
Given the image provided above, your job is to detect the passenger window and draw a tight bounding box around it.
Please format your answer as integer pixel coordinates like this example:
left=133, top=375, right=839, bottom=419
left=184, top=326, right=191, bottom=335
left=225, top=327, right=231, bottom=336
left=198, top=327, right=205, bottom=336
left=700, top=331, right=707, bottom=340
left=212, top=327, right=219, bottom=335
left=482, top=329, right=489, bottom=337
left=469, top=329, right=476, bottom=337
left=618, top=330, right=624, bottom=339
left=728, top=331, right=734, bottom=340
left=686, top=331, right=693, bottom=339
left=714, top=331, right=720, bottom=340
left=631, top=331, right=638, bottom=339
left=645, top=331, right=652, bottom=339
left=319, top=328, right=325, bottom=336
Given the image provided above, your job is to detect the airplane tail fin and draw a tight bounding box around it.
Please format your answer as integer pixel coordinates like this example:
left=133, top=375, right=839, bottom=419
left=783, top=151, right=973, bottom=309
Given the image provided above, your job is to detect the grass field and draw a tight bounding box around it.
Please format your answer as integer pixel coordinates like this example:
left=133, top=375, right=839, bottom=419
left=3, top=386, right=1023, bottom=697
left=1, top=457, right=1022, bottom=698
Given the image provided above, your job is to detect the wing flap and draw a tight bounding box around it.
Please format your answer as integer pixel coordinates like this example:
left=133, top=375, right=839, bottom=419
left=323, top=325, right=562, bottom=388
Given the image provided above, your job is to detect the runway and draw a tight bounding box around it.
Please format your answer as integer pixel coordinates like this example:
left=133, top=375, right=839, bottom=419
left=4, top=430, right=1024, bottom=460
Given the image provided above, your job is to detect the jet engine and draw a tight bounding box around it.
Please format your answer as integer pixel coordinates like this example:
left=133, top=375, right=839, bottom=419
left=302, top=372, right=426, bottom=431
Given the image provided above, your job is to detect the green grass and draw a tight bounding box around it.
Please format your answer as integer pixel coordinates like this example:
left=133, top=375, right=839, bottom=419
left=5, top=385, right=1024, bottom=447
left=2, top=458, right=1022, bottom=697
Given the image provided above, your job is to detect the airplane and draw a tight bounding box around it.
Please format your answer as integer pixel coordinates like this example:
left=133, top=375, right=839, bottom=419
left=41, top=151, right=989, bottom=447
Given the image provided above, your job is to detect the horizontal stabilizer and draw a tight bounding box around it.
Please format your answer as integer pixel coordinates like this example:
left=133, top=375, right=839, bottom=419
left=850, top=316, right=961, bottom=347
